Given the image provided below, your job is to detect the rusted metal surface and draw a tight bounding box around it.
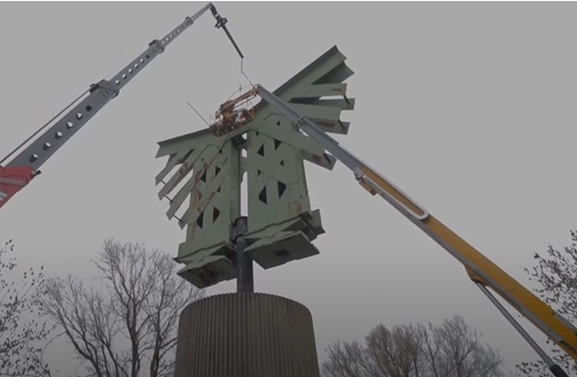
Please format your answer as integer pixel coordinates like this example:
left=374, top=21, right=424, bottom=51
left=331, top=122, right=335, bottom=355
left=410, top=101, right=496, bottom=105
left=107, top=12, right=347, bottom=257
left=209, top=86, right=258, bottom=137
left=155, top=45, right=355, bottom=288
left=174, top=292, right=320, bottom=377
left=238, top=47, right=356, bottom=270
left=156, top=137, right=242, bottom=288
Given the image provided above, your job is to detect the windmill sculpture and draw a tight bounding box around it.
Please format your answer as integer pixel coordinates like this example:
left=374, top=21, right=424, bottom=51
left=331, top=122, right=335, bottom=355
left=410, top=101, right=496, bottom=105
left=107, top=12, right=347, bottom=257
left=155, top=46, right=355, bottom=376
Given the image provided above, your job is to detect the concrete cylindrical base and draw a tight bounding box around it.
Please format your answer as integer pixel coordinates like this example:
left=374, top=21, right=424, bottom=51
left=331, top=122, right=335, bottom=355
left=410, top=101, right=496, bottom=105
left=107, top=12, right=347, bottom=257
left=174, top=292, right=319, bottom=377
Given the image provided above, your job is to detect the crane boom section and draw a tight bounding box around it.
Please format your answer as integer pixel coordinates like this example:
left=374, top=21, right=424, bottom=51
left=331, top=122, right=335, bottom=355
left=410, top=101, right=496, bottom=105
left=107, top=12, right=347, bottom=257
left=254, top=84, right=577, bottom=365
left=0, top=3, right=217, bottom=210
left=7, top=3, right=212, bottom=171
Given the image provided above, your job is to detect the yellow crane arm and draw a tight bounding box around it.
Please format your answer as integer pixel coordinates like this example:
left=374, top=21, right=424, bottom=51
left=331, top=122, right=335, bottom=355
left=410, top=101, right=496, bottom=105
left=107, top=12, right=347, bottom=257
left=254, top=84, right=577, bottom=377
left=359, top=166, right=577, bottom=364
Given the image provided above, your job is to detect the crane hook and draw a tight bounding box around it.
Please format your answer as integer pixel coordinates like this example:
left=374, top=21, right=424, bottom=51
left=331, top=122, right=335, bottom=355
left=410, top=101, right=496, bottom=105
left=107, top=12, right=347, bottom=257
left=210, top=4, right=244, bottom=59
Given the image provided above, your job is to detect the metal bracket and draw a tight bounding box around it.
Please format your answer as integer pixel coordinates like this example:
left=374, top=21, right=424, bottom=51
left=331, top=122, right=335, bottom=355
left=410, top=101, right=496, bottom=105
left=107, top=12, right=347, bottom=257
left=232, top=216, right=248, bottom=241
left=214, top=15, right=228, bottom=29
left=89, top=79, right=120, bottom=97
left=231, top=134, right=247, bottom=149
left=148, top=39, right=165, bottom=53
left=353, top=168, right=429, bottom=221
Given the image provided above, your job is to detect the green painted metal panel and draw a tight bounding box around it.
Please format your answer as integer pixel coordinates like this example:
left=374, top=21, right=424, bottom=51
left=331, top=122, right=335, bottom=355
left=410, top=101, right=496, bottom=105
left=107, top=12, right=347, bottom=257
left=246, top=121, right=310, bottom=231
left=256, top=118, right=325, bottom=157
left=301, top=150, right=337, bottom=170
left=155, top=129, right=213, bottom=158
left=293, top=98, right=355, bottom=111
left=297, top=83, right=348, bottom=98
left=155, top=45, right=355, bottom=288
left=156, top=133, right=241, bottom=288
left=177, top=140, right=241, bottom=286
left=266, top=46, right=348, bottom=102
left=158, top=145, right=209, bottom=201
left=288, top=103, right=342, bottom=122
left=243, top=113, right=325, bottom=269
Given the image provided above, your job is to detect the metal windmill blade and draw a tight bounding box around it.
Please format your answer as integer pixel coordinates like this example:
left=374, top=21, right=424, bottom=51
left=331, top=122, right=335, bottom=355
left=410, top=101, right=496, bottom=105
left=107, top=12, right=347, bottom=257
left=155, top=46, right=355, bottom=289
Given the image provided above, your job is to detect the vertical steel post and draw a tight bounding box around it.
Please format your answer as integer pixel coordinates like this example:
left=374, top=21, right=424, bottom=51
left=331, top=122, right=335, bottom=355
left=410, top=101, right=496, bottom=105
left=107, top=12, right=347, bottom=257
left=234, top=216, right=253, bottom=292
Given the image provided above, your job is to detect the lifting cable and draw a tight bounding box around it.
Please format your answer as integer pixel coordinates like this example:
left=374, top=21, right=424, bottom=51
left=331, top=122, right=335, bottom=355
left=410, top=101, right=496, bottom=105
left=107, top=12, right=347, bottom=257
left=240, top=58, right=254, bottom=87
left=238, top=58, right=257, bottom=111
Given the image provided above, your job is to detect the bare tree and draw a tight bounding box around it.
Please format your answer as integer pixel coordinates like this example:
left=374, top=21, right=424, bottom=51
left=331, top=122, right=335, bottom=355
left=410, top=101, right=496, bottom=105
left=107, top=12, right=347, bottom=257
left=322, top=315, right=504, bottom=377
left=38, top=239, right=204, bottom=377
left=433, top=316, right=504, bottom=377
left=516, top=230, right=577, bottom=377
left=365, top=324, right=423, bottom=377
left=324, top=340, right=371, bottom=377
left=0, top=240, right=52, bottom=377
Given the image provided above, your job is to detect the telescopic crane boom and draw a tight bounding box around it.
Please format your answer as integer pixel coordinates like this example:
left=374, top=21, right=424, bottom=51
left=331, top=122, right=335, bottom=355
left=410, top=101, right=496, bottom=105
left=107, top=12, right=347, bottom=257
left=0, top=2, right=243, bottom=210
left=246, top=84, right=577, bottom=377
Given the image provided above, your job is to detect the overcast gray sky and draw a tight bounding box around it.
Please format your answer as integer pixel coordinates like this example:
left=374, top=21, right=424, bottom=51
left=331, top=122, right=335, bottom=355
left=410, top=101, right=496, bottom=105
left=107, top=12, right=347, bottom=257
left=1, top=1, right=577, bottom=375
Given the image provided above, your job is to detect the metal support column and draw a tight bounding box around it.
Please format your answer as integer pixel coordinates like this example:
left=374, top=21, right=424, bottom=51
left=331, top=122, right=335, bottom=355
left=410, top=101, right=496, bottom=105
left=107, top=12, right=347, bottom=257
left=234, top=216, right=253, bottom=292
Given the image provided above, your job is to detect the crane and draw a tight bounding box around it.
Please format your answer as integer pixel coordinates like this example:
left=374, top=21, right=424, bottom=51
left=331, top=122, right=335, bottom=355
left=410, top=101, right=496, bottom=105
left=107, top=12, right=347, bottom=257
left=212, top=84, right=577, bottom=377
left=0, top=2, right=243, bottom=210
left=1, top=3, right=574, bottom=374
